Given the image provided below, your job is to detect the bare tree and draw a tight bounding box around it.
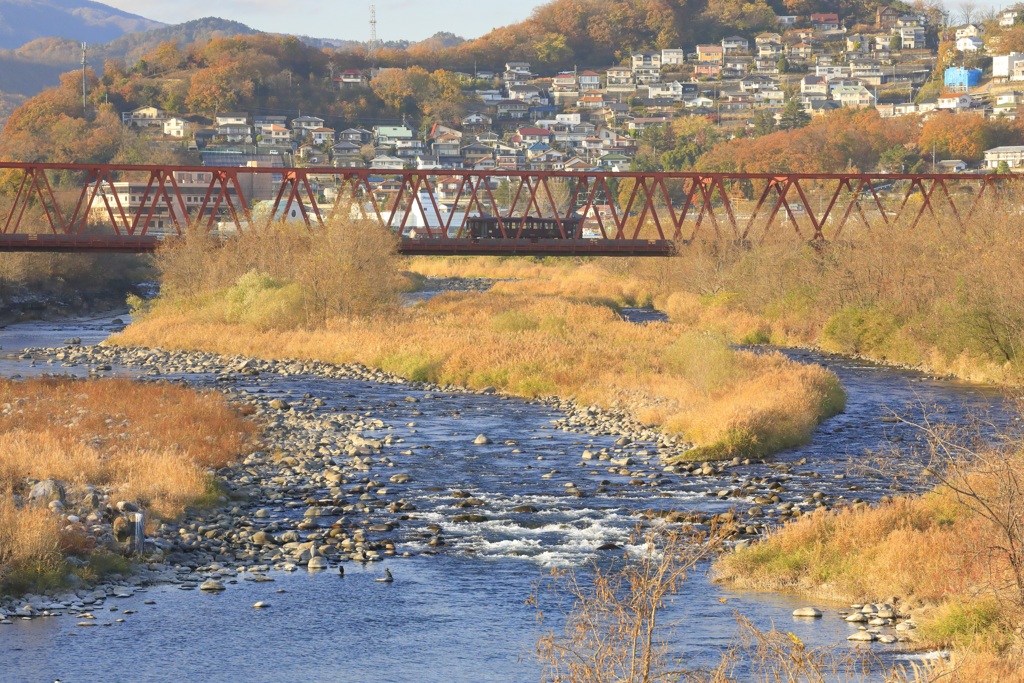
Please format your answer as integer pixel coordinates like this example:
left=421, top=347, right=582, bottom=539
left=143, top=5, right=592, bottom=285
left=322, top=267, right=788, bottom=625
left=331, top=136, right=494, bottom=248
left=958, top=1, right=978, bottom=25
left=532, top=526, right=721, bottom=683
left=907, top=404, right=1024, bottom=608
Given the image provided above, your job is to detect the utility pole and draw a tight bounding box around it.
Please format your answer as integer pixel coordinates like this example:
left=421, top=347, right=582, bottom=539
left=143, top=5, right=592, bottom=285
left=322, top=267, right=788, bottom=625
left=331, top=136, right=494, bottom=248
left=81, top=42, right=87, bottom=116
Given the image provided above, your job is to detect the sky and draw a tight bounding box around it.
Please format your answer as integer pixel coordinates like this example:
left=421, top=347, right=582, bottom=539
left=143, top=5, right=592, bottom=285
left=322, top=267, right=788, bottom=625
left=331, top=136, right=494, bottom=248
left=100, top=0, right=547, bottom=42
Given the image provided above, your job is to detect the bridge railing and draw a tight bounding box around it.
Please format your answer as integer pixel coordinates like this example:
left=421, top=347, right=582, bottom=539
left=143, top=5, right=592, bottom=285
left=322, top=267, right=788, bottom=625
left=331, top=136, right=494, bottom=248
left=0, top=163, right=1016, bottom=254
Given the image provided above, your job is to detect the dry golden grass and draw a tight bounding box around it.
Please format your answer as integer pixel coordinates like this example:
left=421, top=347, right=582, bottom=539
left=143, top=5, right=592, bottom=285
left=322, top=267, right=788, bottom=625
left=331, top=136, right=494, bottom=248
left=715, top=484, right=1023, bottom=655
left=117, top=282, right=843, bottom=460
left=0, top=378, right=255, bottom=592
left=406, top=190, right=1024, bottom=386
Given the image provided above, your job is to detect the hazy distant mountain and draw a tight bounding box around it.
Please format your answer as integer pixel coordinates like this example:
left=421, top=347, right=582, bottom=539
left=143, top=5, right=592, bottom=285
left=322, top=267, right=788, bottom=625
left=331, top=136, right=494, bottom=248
left=0, top=0, right=163, bottom=49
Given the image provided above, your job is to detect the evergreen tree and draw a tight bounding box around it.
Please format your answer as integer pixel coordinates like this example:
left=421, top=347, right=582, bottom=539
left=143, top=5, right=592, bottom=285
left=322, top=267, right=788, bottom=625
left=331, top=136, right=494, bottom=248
left=777, top=98, right=811, bottom=130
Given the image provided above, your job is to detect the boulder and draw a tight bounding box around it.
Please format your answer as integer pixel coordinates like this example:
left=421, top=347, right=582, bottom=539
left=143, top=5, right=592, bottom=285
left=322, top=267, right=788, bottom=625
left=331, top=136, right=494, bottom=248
left=473, top=434, right=491, bottom=445
left=846, top=631, right=876, bottom=642
left=792, top=607, right=822, bottom=618
left=29, top=479, right=65, bottom=504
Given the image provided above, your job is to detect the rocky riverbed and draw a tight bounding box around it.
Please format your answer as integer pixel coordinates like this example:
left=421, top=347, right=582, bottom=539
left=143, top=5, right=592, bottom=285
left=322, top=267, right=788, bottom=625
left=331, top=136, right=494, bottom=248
left=1, top=340, right=937, bottom=646
left=0, top=303, right=1008, bottom=680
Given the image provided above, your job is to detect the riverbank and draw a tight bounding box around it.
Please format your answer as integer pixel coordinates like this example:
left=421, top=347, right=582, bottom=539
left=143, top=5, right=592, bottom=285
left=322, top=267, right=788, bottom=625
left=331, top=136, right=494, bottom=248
left=0, top=377, right=253, bottom=596
left=0, top=252, right=152, bottom=327
left=713, top=422, right=1024, bottom=680
left=406, top=247, right=1024, bottom=387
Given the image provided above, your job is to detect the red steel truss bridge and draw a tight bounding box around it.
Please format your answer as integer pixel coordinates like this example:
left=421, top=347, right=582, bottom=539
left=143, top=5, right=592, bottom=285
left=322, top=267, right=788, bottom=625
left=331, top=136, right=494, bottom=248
left=0, top=163, right=1013, bottom=256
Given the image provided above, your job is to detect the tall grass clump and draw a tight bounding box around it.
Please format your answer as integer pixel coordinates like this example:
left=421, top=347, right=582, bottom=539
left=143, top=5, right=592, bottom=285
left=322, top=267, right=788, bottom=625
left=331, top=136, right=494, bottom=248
left=153, top=208, right=404, bottom=327
left=0, top=378, right=255, bottom=593
left=715, top=406, right=1024, bottom=672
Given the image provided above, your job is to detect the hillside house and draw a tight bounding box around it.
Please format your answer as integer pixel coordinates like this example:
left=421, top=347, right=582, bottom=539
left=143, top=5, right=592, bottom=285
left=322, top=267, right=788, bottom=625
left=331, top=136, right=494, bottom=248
left=810, top=13, right=841, bottom=30
left=790, top=42, right=814, bottom=59
left=310, top=127, right=336, bottom=145
left=832, top=84, right=874, bottom=108
left=898, top=26, right=926, bottom=50
left=374, top=124, right=415, bottom=144
left=697, top=44, right=724, bottom=63
left=331, top=142, right=363, bottom=168
left=801, top=75, right=829, bottom=95
left=661, top=49, right=685, bottom=65
left=338, top=128, right=372, bottom=144
left=994, top=53, right=1024, bottom=79
left=846, top=35, right=870, bottom=53
left=579, top=71, right=601, bottom=90
left=994, top=91, right=1024, bottom=118
left=955, top=24, right=983, bottom=39
left=123, top=106, right=165, bottom=127
left=503, top=61, right=533, bottom=84
left=261, top=124, right=292, bottom=144
left=552, top=72, right=578, bottom=92
left=370, top=155, right=405, bottom=170
left=163, top=117, right=189, bottom=138
left=877, top=6, right=899, bottom=29
left=985, top=145, right=1024, bottom=168
left=694, top=64, right=722, bottom=78
left=337, top=70, right=368, bottom=87
left=606, top=67, right=634, bottom=91
left=495, top=100, right=529, bottom=118
left=292, top=116, right=325, bottom=135
left=956, top=36, right=983, bottom=52
left=721, top=36, right=749, bottom=53
left=937, top=93, right=977, bottom=110
left=1001, top=9, right=1021, bottom=27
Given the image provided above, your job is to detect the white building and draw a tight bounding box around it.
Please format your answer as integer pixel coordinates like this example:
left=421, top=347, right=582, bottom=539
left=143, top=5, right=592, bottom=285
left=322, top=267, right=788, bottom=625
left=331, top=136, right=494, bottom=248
left=956, top=36, right=984, bottom=52
left=984, top=145, right=1024, bottom=168
left=994, top=53, right=1024, bottom=79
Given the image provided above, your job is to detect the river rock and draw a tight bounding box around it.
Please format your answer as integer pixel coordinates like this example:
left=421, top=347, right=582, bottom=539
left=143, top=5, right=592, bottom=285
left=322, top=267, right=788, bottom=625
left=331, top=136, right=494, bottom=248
left=269, top=399, right=290, bottom=410
left=845, top=613, right=868, bottom=623
left=846, top=631, right=876, bottom=642
left=473, top=434, right=491, bottom=445
left=253, top=601, right=270, bottom=609
left=199, top=580, right=226, bottom=592
left=389, top=474, right=411, bottom=484
left=792, top=607, right=822, bottom=618
left=307, top=556, right=329, bottom=570
left=29, top=479, right=65, bottom=504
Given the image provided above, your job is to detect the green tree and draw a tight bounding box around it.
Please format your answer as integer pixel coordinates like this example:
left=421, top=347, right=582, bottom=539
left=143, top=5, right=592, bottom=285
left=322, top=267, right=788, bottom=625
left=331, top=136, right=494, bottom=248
left=752, top=109, right=776, bottom=136
left=997, top=160, right=1012, bottom=175
left=777, top=98, right=810, bottom=130
left=535, top=33, right=572, bottom=65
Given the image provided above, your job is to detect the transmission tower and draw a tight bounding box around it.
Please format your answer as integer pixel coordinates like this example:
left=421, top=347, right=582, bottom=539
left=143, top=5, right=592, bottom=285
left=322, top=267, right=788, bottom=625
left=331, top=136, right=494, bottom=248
left=368, top=4, right=378, bottom=60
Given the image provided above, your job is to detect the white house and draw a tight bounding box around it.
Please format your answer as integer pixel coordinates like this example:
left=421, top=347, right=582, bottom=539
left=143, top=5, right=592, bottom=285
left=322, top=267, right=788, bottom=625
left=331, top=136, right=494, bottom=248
left=994, top=53, right=1024, bottom=79
left=937, top=93, right=976, bottom=110
left=369, top=155, right=405, bottom=170
left=956, top=36, right=984, bottom=52
left=661, top=48, right=685, bottom=65
left=984, top=145, right=1024, bottom=168
left=163, top=117, right=189, bottom=138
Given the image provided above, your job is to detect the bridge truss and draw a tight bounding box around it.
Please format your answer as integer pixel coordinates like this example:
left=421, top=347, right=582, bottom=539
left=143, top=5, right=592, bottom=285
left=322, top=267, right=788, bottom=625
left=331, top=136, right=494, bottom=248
left=0, top=163, right=1013, bottom=256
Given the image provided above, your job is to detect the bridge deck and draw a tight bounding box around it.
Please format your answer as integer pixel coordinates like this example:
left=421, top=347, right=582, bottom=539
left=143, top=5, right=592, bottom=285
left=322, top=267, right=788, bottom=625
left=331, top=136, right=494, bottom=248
left=0, top=234, right=674, bottom=257
left=0, top=164, right=1012, bottom=256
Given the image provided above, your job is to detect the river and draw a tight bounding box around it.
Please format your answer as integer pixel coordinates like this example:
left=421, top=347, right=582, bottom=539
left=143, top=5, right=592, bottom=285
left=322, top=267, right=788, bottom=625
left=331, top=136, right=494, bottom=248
left=0, top=308, right=1008, bottom=683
